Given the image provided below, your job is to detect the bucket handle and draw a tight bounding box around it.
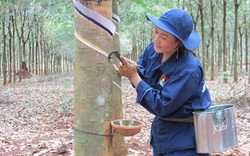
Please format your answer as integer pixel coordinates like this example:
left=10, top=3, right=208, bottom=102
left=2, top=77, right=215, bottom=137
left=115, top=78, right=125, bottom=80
left=212, top=108, right=225, bottom=123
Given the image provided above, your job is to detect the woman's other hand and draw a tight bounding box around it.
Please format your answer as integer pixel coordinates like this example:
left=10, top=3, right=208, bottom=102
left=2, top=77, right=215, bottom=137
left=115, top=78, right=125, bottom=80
left=112, top=56, right=141, bottom=88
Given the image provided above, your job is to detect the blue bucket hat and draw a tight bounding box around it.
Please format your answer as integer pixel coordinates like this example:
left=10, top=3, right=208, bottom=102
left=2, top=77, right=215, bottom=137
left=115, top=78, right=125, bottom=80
left=146, top=9, right=200, bottom=51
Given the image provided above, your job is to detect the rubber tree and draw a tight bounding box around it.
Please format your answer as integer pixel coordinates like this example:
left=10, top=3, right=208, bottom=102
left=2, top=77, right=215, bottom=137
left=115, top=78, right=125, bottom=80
left=73, top=0, right=126, bottom=155
left=210, top=0, right=215, bottom=81
left=199, top=0, right=206, bottom=78
left=233, top=0, right=242, bottom=83
left=223, top=0, right=228, bottom=83
left=111, top=0, right=127, bottom=155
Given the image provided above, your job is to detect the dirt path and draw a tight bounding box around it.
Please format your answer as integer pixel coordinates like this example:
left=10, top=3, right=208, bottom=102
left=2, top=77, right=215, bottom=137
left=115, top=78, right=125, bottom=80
left=0, top=74, right=249, bottom=155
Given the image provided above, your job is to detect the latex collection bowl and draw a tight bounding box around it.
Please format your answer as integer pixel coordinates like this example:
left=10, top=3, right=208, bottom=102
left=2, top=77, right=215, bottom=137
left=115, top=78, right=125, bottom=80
left=111, top=119, right=143, bottom=136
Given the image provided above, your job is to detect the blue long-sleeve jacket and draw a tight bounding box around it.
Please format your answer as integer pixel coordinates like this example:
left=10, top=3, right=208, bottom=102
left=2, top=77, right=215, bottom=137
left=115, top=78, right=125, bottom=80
left=136, top=42, right=211, bottom=153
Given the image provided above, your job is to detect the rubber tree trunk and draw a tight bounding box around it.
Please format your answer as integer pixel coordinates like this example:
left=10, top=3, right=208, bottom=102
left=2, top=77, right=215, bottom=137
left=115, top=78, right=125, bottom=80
left=73, top=0, right=126, bottom=155
left=223, top=0, right=228, bottom=83
left=111, top=0, right=127, bottom=155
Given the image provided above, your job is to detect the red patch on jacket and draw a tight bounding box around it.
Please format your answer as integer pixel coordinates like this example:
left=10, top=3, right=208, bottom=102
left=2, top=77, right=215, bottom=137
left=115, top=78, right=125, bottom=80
left=159, top=74, right=168, bottom=86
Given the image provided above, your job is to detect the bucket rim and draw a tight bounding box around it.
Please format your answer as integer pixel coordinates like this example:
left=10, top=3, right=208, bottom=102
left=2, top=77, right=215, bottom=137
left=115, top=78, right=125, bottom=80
left=193, top=104, right=234, bottom=114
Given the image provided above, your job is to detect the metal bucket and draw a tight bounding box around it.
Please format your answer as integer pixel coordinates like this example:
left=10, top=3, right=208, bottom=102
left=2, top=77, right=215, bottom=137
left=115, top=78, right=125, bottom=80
left=193, top=104, right=238, bottom=153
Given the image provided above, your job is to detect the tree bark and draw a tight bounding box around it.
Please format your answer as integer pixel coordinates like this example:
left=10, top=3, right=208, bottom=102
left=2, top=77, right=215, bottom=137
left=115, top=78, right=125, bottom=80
left=223, top=0, right=228, bottom=83
left=8, top=11, right=13, bottom=83
left=111, top=0, right=127, bottom=155
left=246, top=30, right=249, bottom=83
left=199, top=0, right=206, bottom=78
left=11, top=11, right=16, bottom=83
left=2, top=13, right=7, bottom=85
left=73, top=0, right=125, bottom=155
left=210, top=0, right=215, bottom=80
left=244, top=14, right=248, bottom=73
left=233, top=0, right=242, bottom=83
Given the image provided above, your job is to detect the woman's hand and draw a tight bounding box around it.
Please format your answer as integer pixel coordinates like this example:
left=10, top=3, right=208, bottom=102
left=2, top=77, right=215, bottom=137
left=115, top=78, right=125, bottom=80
left=112, top=56, right=141, bottom=88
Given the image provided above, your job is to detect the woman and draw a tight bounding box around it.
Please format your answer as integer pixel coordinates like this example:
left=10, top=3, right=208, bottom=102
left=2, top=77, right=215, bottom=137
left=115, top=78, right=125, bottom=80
left=113, top=8, right=211, bottom=156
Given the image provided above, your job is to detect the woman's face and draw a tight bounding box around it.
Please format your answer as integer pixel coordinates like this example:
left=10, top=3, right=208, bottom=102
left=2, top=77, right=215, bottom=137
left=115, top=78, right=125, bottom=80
left=153, top=27, right=181, bottom=54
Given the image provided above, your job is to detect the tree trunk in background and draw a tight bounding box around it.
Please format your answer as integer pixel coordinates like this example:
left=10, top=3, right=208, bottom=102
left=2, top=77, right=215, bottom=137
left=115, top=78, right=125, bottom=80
left=111, top=0, right=127, bottom=155
left=2, top=16, right=7, bottom=85
left=44, top=42, right=49, bottom=75
left=14, top=9, right=23, bottom=82
left=8, top=12, right=12, bottom=83
left=239, top=26, right=243, bottom=71
left=131, top=38, right=137, bottom=61
left=28, top=35, right=32, bottom=72
left=35, top=35, right=39, bottom=75
left=199, top=0, right=206, bottom=78
left=246, top=22, right=249, bottom=83
left=12, top=13, right=16, bottom=83
left=39, top=27, right=44, bottom=76
left=210, top=0, right=215, bottom=80
left=233, top=0, right=240, bottom=83
left=223, top=0, right=228, bottom=83
left=217, top=34, right=222, bottom=74
left=37, top=25, right=41, bottom=76
left=244, top=14, right=248, bottom=73
left=50, top=53, right=53, bottom=74
left=73, top=0, right=126, bottom=155
left=31, top=34, right=35, bottom=74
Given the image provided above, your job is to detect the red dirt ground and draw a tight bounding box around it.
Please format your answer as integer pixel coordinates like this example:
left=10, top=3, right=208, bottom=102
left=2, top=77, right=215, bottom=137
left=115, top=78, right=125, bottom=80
left=0, top=73, right=249, bottom=155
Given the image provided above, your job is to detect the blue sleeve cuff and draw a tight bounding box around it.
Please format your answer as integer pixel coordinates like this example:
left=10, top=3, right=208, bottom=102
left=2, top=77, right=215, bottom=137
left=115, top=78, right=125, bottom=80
left=136, top=80, right=152, bottom=103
